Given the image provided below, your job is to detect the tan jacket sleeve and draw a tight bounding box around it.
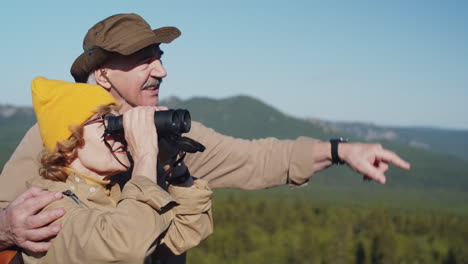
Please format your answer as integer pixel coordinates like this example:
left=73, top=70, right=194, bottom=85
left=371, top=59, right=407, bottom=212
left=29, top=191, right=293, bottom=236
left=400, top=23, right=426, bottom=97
left=26, top=176, right=212, bottom=264
left=184, top=121, right=318, bottom=189
left=163, top=179, right=213, bottom=255
left=0, top=124, right=42, bottom=209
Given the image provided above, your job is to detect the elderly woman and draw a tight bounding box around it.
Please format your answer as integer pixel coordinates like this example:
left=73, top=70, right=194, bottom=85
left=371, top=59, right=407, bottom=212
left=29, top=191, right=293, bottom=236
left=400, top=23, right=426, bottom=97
left=22, top=77, right=213, bottom=263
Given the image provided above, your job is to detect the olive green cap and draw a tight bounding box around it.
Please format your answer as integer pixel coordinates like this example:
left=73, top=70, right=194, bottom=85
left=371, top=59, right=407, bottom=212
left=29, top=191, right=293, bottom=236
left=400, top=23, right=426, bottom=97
left=71, top=13, right=181, bottom=83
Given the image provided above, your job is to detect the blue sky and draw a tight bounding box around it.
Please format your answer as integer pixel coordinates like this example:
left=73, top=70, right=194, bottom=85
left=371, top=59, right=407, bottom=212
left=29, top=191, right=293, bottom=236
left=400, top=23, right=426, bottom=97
left=1, top=0, right=467, bottom=130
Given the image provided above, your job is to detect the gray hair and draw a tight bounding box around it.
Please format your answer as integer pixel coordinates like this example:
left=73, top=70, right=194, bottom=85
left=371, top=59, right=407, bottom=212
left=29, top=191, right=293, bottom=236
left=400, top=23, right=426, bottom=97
left=86, top=72, right=97, bottom=85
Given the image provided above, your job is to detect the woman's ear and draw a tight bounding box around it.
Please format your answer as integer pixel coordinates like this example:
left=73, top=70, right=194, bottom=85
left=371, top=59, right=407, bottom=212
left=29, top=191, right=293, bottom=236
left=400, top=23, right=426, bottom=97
left=94, top=68, right=112, bottom=90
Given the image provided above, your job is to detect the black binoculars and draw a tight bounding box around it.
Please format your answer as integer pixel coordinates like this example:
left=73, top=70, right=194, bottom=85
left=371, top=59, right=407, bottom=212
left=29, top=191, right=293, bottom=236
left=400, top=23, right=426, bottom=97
left=105, top=109, right=192, bottom=137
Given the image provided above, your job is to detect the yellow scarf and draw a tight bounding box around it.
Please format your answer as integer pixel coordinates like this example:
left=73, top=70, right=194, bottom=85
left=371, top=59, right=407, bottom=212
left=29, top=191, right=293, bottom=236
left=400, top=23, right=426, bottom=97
left=66, top=168, right=112, bottom=196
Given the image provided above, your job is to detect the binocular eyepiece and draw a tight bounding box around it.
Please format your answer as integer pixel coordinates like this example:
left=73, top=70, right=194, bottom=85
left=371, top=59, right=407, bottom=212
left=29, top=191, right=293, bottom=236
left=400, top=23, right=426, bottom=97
left=106, top=109, right=191, bottom=137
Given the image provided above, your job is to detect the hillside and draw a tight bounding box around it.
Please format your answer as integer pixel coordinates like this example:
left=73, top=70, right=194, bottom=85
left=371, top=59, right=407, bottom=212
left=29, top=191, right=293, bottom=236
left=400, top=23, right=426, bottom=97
left=1, top=96, right=467, bottom=211
left=163, top=96, right=468, bottom=211
left=164, top=95, right=330, bottom=140
left=0, top=105, right=36, bottom=167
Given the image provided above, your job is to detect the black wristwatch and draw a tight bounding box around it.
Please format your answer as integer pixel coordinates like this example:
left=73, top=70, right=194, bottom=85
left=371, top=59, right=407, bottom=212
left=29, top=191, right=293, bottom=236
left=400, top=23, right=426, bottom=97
left=329, top=137, right=348, bottom=165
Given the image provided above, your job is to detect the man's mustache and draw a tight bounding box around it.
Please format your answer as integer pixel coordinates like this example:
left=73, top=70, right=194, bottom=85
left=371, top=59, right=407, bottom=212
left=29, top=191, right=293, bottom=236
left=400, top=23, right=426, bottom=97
left=141, top=78, right=163, bottom=90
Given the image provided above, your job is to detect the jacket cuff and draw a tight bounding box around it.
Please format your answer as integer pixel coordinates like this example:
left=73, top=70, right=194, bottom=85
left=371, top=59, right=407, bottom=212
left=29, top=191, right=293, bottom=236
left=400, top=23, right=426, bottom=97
left=167, top=179, right=212, bottom=215
left=119, top=176, right=177, bottom=212
left=287, top=137, right=317, bottom=187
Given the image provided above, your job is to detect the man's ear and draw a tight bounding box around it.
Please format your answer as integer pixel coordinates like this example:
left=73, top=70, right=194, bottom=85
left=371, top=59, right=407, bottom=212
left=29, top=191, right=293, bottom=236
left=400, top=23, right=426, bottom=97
left=94, top=68, right=112, bottom=90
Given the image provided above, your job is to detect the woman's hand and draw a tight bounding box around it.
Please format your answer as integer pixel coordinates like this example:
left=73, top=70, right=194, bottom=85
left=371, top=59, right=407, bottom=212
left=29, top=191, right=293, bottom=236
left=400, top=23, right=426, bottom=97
left=123, top=106, right=159, bottom=182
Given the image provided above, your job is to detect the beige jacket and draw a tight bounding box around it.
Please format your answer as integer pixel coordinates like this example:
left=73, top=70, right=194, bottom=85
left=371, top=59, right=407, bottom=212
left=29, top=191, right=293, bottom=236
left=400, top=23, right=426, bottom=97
left=22, top=173, right=213, bottom=263
left=0, top=121, right=318, bottom=208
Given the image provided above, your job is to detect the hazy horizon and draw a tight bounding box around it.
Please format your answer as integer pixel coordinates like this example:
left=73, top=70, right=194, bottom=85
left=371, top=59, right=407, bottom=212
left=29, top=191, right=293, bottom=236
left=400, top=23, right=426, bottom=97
left=2, top=94, right=467, bottom=132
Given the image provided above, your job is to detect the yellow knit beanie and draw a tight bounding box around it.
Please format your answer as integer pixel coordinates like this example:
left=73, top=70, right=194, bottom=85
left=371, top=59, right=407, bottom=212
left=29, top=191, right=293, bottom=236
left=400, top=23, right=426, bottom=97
left=32, top=77, right=118, bottom=151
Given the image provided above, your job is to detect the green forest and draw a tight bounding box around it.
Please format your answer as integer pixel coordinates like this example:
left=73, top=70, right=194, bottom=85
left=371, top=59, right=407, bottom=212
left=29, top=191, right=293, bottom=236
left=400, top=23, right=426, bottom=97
left=188, top=195, right=468, bottom=264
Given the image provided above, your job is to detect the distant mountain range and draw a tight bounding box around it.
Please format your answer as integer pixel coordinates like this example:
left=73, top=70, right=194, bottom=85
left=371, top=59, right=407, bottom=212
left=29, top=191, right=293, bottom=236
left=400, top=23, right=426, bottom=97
left=161, top=95, right=468, bottom=211
left=162, top=96, right=468, bottom=160
left=307, top=119, right=468, bottom=161
left=1, top=96, right=467, bottom=211
left=2, top=98, right=466, bottom=161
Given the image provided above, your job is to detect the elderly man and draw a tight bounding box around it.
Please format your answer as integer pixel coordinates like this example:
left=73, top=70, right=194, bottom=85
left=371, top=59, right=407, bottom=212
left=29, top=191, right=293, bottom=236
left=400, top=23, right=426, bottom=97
left=0, top=13, right=410, bottom=258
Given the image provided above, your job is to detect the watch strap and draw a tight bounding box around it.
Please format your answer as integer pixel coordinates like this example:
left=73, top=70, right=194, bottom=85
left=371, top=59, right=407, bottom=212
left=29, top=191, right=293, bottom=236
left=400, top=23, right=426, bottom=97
left=330, top=137, right=348, bottom=165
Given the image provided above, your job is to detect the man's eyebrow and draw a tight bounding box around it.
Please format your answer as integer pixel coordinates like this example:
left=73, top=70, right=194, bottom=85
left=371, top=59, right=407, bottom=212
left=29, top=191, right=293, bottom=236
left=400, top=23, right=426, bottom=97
left=143, top=48, right=164, bottom=59
left=124, top=47, right=164, bottom=66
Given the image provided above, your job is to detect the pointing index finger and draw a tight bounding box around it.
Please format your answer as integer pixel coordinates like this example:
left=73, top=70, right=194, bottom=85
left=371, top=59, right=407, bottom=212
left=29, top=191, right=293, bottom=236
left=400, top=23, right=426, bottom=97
left=377, top=149, right=411, bottom=170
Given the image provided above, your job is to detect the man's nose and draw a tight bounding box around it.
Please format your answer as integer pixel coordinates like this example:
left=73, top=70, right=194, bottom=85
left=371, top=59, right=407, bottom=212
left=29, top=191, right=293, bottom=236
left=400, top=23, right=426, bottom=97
left=150, top=60, right=167, bottom=78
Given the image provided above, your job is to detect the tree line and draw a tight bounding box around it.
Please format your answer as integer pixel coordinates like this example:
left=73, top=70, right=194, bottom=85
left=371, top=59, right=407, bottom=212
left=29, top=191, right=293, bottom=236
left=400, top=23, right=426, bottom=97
left=188, top=195, right=468, bottom=264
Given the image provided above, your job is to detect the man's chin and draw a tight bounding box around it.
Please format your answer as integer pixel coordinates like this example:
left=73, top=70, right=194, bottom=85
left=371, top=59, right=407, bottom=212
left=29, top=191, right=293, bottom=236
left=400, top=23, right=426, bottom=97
left=140, top=96, right=159, bottom=107
left=149, top=98, right=159, bottom=107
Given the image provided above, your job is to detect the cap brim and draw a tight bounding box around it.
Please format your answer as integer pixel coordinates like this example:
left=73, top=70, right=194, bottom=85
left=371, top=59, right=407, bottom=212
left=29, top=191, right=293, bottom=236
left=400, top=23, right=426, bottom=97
left=118, top=26, right=181, bottom=55
left=71, top=53, right=88, bottom=83
left=153, top=26, right=181, bottom=44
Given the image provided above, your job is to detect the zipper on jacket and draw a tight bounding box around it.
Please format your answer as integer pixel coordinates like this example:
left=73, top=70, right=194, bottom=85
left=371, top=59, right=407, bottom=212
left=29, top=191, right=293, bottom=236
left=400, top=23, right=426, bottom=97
left=62, top=190, right=87, bottom=208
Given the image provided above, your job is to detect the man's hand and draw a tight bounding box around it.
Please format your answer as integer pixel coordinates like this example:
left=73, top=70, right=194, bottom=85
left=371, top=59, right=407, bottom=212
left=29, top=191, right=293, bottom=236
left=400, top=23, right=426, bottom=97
left=0, top=187, right=65, bottom=252
left=339, top=143, right=411, bottom=184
